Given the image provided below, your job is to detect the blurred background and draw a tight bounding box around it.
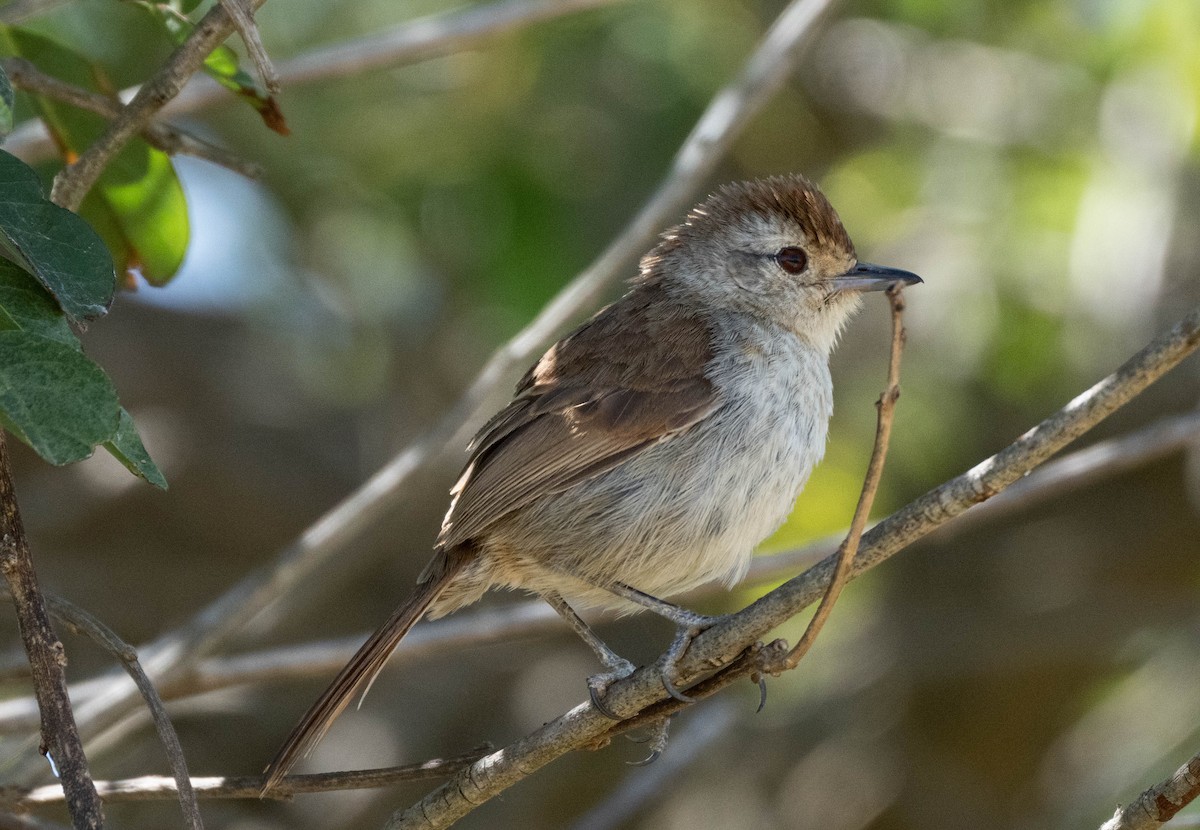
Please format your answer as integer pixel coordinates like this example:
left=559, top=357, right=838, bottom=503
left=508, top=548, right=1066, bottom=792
left=1, top=0, right=1199, bottom=828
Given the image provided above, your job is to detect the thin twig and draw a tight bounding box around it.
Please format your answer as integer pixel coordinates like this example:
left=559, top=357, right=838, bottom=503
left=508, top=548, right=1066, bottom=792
left=218, top=0, right=279, bottom=93
left=49, top=0, right=268, bottom=210
left=40, top=596, right=203, bottom=830
left=1, top=57, right=261, bottom=178
left=1100, top=749, right=1200, bottom=830
left=5, top=748, right=490, bottom=807
left=773, top=283, right=907, bottom=671
left=386, top=305, right=1200, bottom=828
left=0, top=433, right=103, bottom=830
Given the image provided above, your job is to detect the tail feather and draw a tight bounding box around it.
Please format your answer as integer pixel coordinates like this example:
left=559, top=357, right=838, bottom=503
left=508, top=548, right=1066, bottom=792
left=260, top=545, right=472, bottom=794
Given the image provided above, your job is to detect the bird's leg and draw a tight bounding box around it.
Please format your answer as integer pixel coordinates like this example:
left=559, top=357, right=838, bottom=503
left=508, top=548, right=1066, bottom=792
left=595, top=582, right=722, bottom=704
left=544, top=591, right=635, bottom=719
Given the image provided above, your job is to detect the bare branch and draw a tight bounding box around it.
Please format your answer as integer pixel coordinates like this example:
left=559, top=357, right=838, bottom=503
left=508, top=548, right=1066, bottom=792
left=49, top=0, right=268, bottom=210
left=0, top=433, right=103, bottom=830
left=5, top=748, right=490, bottom=807
left=40, top=596, right=203, bottom=830
left=1100, top=749, right=1200, bottom=830
left=1, top=57, right=262, bottom=178
left=219, top=0, right=279, bottom=93
left=385, top=305, right=1200, bottom=828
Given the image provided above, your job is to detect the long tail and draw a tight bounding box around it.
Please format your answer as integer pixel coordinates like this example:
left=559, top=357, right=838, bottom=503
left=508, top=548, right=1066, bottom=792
left=260, top=544, right=473, bottom=794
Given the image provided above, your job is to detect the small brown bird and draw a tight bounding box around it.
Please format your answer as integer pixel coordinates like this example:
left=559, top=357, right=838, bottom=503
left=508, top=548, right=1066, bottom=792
left=262, top=174, right=920, bottom=791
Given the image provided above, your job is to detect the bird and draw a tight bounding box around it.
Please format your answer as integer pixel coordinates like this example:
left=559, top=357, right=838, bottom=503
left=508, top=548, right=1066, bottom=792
left=261, top=173, right=921, bottom=791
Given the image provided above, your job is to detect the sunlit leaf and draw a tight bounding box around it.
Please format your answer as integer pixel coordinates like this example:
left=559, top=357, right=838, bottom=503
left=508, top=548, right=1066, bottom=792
left=0, top=25, right=190, bottom=285
left=104, top=408, right=167, bottom=489
left=0, top=150, right=114, bottom=322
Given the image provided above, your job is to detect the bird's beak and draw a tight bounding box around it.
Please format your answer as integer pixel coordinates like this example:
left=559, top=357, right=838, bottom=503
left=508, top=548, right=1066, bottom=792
left=830, top=262, right=923, bottom=293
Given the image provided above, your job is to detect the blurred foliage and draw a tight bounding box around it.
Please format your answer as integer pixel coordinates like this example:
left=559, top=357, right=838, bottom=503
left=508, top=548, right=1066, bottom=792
left=0, top=0, right=1197, bottom=828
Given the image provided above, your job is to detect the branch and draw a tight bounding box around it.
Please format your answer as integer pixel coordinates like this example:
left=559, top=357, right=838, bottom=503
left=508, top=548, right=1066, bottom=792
left=39, top=596, right=202, bottom=830
left=386, top=305, right=1200, bottom=828
left=0, top=433, right=103, bottom=830
left=5, top=748, right=490, bottom=807
left=1100, top=749, right=1200, bottom=830
left=0, top=57, right=262, bottom=178
left=218, top=0, right=279, bottom=93
left=49, top=0, right=268, bottom=210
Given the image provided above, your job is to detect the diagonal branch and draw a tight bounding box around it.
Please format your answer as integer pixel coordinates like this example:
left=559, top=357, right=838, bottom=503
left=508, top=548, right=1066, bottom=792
left=49, top=0, right=268, bottom=210
left=385, top=305, right=1200, bottom=828
left=1100, top=748, right=1200, bottom=830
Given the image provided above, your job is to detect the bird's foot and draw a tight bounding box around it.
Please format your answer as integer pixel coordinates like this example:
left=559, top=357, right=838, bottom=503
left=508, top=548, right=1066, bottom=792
left=587, top=656, right=637, bottom=720
left=658, top=612, right=722, bottom=703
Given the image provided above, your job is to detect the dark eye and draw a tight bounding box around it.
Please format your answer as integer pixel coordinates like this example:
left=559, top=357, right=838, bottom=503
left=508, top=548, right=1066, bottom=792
left=774, top=246, right=808, bottom=274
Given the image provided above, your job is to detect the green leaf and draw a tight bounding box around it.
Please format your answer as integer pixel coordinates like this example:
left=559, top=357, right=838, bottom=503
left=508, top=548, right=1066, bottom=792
left=0, top=62, right=12, bottom=138
left=0, top=26, right=190, bottom=285
left=104, top=408, right=167, bottom=489
left=0, top=150, right=115, bottom=322
left=0, top=330, right=120, bottom=465
left=0, top=258, right=79, bottom=348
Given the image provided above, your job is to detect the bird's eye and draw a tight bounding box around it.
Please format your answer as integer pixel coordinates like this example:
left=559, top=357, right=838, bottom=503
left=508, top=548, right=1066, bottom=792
left=774, top=247, right=808, bottom=275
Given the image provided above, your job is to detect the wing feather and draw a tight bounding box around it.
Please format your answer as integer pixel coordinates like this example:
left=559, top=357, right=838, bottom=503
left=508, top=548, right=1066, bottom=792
left=438, top=284, right=720, bottom=548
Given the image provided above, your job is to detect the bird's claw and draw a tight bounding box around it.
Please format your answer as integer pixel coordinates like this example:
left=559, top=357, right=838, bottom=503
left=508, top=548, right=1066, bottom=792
left=588, top=658, right=636, bottom=720
left=627, top=717, right=671, bottom=765
left=658, top=620, right=716, bottom=703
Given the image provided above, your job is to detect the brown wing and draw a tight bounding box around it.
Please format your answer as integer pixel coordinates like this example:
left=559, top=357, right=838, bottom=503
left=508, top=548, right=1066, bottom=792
left=437, top=284, right=720, bottom=549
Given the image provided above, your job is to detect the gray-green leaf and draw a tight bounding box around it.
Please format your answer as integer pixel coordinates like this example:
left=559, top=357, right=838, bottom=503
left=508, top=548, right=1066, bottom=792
left=0, top=330, right=120, bottom=465
left=104, top=409, right=167, bottom=490
left=0, top=150, right=115, bottom=322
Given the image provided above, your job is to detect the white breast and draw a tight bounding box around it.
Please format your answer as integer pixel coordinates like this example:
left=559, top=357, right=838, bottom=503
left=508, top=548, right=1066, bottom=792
left=478, top=314, right=834, bottom=613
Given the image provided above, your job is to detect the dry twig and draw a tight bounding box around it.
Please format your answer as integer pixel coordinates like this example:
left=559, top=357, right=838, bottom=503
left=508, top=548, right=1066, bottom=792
left=0, top=434, right=103, bottom=830
left=771, top=282, right=907, bottom=671
left=40, top=596, right=202, bottom=830
left=218, top=0, right=279, bottom=93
